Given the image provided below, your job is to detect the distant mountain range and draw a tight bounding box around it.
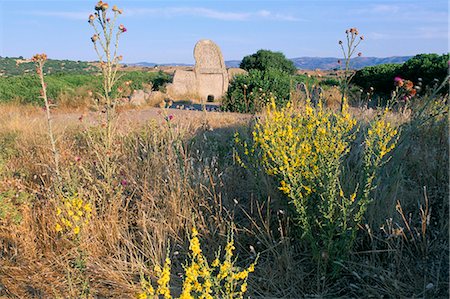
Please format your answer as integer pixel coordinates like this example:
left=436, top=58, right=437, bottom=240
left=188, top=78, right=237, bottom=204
left=288, top=56, right=412, bottom=70
left=130, top=56, right=412, bottom=70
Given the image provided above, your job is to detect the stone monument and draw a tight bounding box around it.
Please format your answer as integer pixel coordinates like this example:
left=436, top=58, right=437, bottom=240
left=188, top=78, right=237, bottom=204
left=167, top=39, right=229, bottom=101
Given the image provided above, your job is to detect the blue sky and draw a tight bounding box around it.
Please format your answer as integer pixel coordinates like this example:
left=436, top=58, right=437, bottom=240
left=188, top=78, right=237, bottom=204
left=0, top=0, right=448, bottom=63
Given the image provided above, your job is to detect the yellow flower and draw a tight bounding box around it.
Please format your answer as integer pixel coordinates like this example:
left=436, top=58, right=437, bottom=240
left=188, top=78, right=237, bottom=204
left=189, top=235, right=202, bottom=257
left=73, top=226, right=80, bottom=235
left=137, top=292, right=147, bottom=299
left=55, top=223, right=62, bottom=232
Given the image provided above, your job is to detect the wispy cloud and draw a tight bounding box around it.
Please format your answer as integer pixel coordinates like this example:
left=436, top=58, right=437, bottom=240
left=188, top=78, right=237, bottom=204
left=26, top=7, right=302, bottom=22
left=27, top=11, right=90, bottom=20
left=369, top=27, right=448, bottom=40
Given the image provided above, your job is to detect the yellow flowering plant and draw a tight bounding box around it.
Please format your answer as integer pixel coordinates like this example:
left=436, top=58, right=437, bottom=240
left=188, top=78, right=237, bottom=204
left=54, top=193, right=93, bottom=238
left=138, top=227, right=257, bottom=299
left=235, top=99, right=398, bottom=270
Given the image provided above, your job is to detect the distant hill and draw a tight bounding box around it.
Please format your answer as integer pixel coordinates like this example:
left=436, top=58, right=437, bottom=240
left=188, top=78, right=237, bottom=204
left=129, top=62, right=193, bottom=67
left=0, top=56, right=98, bottom=77
left=1, top=55, right=413, bottom=77
left=288, top=56, right=412, bottom=70
left=131, top=57, right=412, bottom=70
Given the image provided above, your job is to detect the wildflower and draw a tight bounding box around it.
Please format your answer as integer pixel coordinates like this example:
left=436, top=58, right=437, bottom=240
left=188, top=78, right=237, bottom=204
left=360, top=35, right=364, bottom=40
left=357, top=52, right=362, bottom=57
left=91, top=34, right=99, bottom=43
left=394, top=76, right=403, bottom=87
left=101, top=2, right=109, bottom=11
left=88, top=14, right=95, bottom=23
left=120, top=179, right=128, bottom=186
left=112, top=5, right=119, bottom=12
left=73, top=226, right=80, bottom=235
left=117, top=55, right=123, bottom=61
left=55, top=223, right=62, bottom=232
left=74, top=156, right=81, bottom=162
left=118, top=24, right=127, bottom=33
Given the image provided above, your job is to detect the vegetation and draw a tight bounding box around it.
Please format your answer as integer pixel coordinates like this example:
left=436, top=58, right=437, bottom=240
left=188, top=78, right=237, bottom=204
left=222, top=68, right=291, bottom=113
left=0, top=71, right=171, bottom=104
left=0, top=2, right=448, bottom=298
left=0, top=56, right=97, bottom=77
left=235, top=100, right=398, bottom=272
left=240, top=49, right=297, bottom=74
left=353, top=53, right=449, bottom=95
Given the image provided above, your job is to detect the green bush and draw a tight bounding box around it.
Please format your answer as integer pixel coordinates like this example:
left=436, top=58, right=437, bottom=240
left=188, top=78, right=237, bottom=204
left=352, top=63, right=401, bottom=95
left=222, top=68, right=291, bottom=113
left=240, top=50, right=296, bottom=75
left=353, top=53, right=449, bottom=95
left=399, top=53, right=449, bottom=89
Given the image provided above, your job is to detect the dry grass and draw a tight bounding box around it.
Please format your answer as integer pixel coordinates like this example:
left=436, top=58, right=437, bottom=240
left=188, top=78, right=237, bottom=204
left=0, top=96, right=448, bottom=298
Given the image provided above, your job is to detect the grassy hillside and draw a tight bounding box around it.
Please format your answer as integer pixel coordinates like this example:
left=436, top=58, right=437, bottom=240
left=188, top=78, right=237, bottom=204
left=0, top=57, right=98, bottom=77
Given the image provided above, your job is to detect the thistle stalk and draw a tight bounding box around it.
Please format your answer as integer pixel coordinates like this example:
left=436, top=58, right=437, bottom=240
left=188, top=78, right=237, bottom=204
left=33, top=53, right=61, bottom=182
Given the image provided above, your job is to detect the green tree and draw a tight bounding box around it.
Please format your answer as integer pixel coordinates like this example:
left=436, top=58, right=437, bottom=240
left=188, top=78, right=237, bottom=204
left=240, top=49, right=296, bottom=74
left=222, top=68, right=291, bottom=113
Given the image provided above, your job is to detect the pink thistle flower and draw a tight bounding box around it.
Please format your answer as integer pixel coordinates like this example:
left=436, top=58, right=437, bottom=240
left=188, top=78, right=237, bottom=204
left=118, top=24, right=127, bottom=33
left=120, top=179, right=128, bottom=186
left=394, top=77, right=404, bottom=87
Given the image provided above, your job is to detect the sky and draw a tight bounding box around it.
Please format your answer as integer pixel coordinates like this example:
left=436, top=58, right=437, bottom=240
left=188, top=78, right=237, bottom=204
left=0, top=0, right=448, bottom=63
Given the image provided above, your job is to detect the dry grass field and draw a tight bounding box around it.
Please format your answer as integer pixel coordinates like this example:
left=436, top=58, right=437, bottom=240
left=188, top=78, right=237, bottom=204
left=0, top=94, right=448, bottom=298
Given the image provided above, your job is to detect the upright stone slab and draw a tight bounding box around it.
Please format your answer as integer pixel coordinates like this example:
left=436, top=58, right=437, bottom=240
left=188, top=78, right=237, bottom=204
left=193, top=40, right=229, bottom=101
left=166, top=39, right=229, bottom=101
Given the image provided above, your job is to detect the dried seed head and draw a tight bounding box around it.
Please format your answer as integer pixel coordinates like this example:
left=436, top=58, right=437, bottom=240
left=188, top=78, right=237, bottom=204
left=95, top=1, right=103, bottom=10
left=91, top=34, right=99, bottom=42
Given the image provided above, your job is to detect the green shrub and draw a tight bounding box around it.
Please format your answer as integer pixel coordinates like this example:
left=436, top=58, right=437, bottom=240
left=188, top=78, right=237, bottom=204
left=353, top=63, right=401, bottom=95
left=240, top=50, right=296, bottom=75
left=222, top=68, right=291, bottom=113
left=399, top=53, right=449, bottom=89
left=353, top=53, right=449, bottom=96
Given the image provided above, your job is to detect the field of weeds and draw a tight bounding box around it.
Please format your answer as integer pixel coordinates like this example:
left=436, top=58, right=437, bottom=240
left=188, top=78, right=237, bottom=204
left=0, top=2, right=449, bottom=298
left=0, top=87, right=448, bottom=298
